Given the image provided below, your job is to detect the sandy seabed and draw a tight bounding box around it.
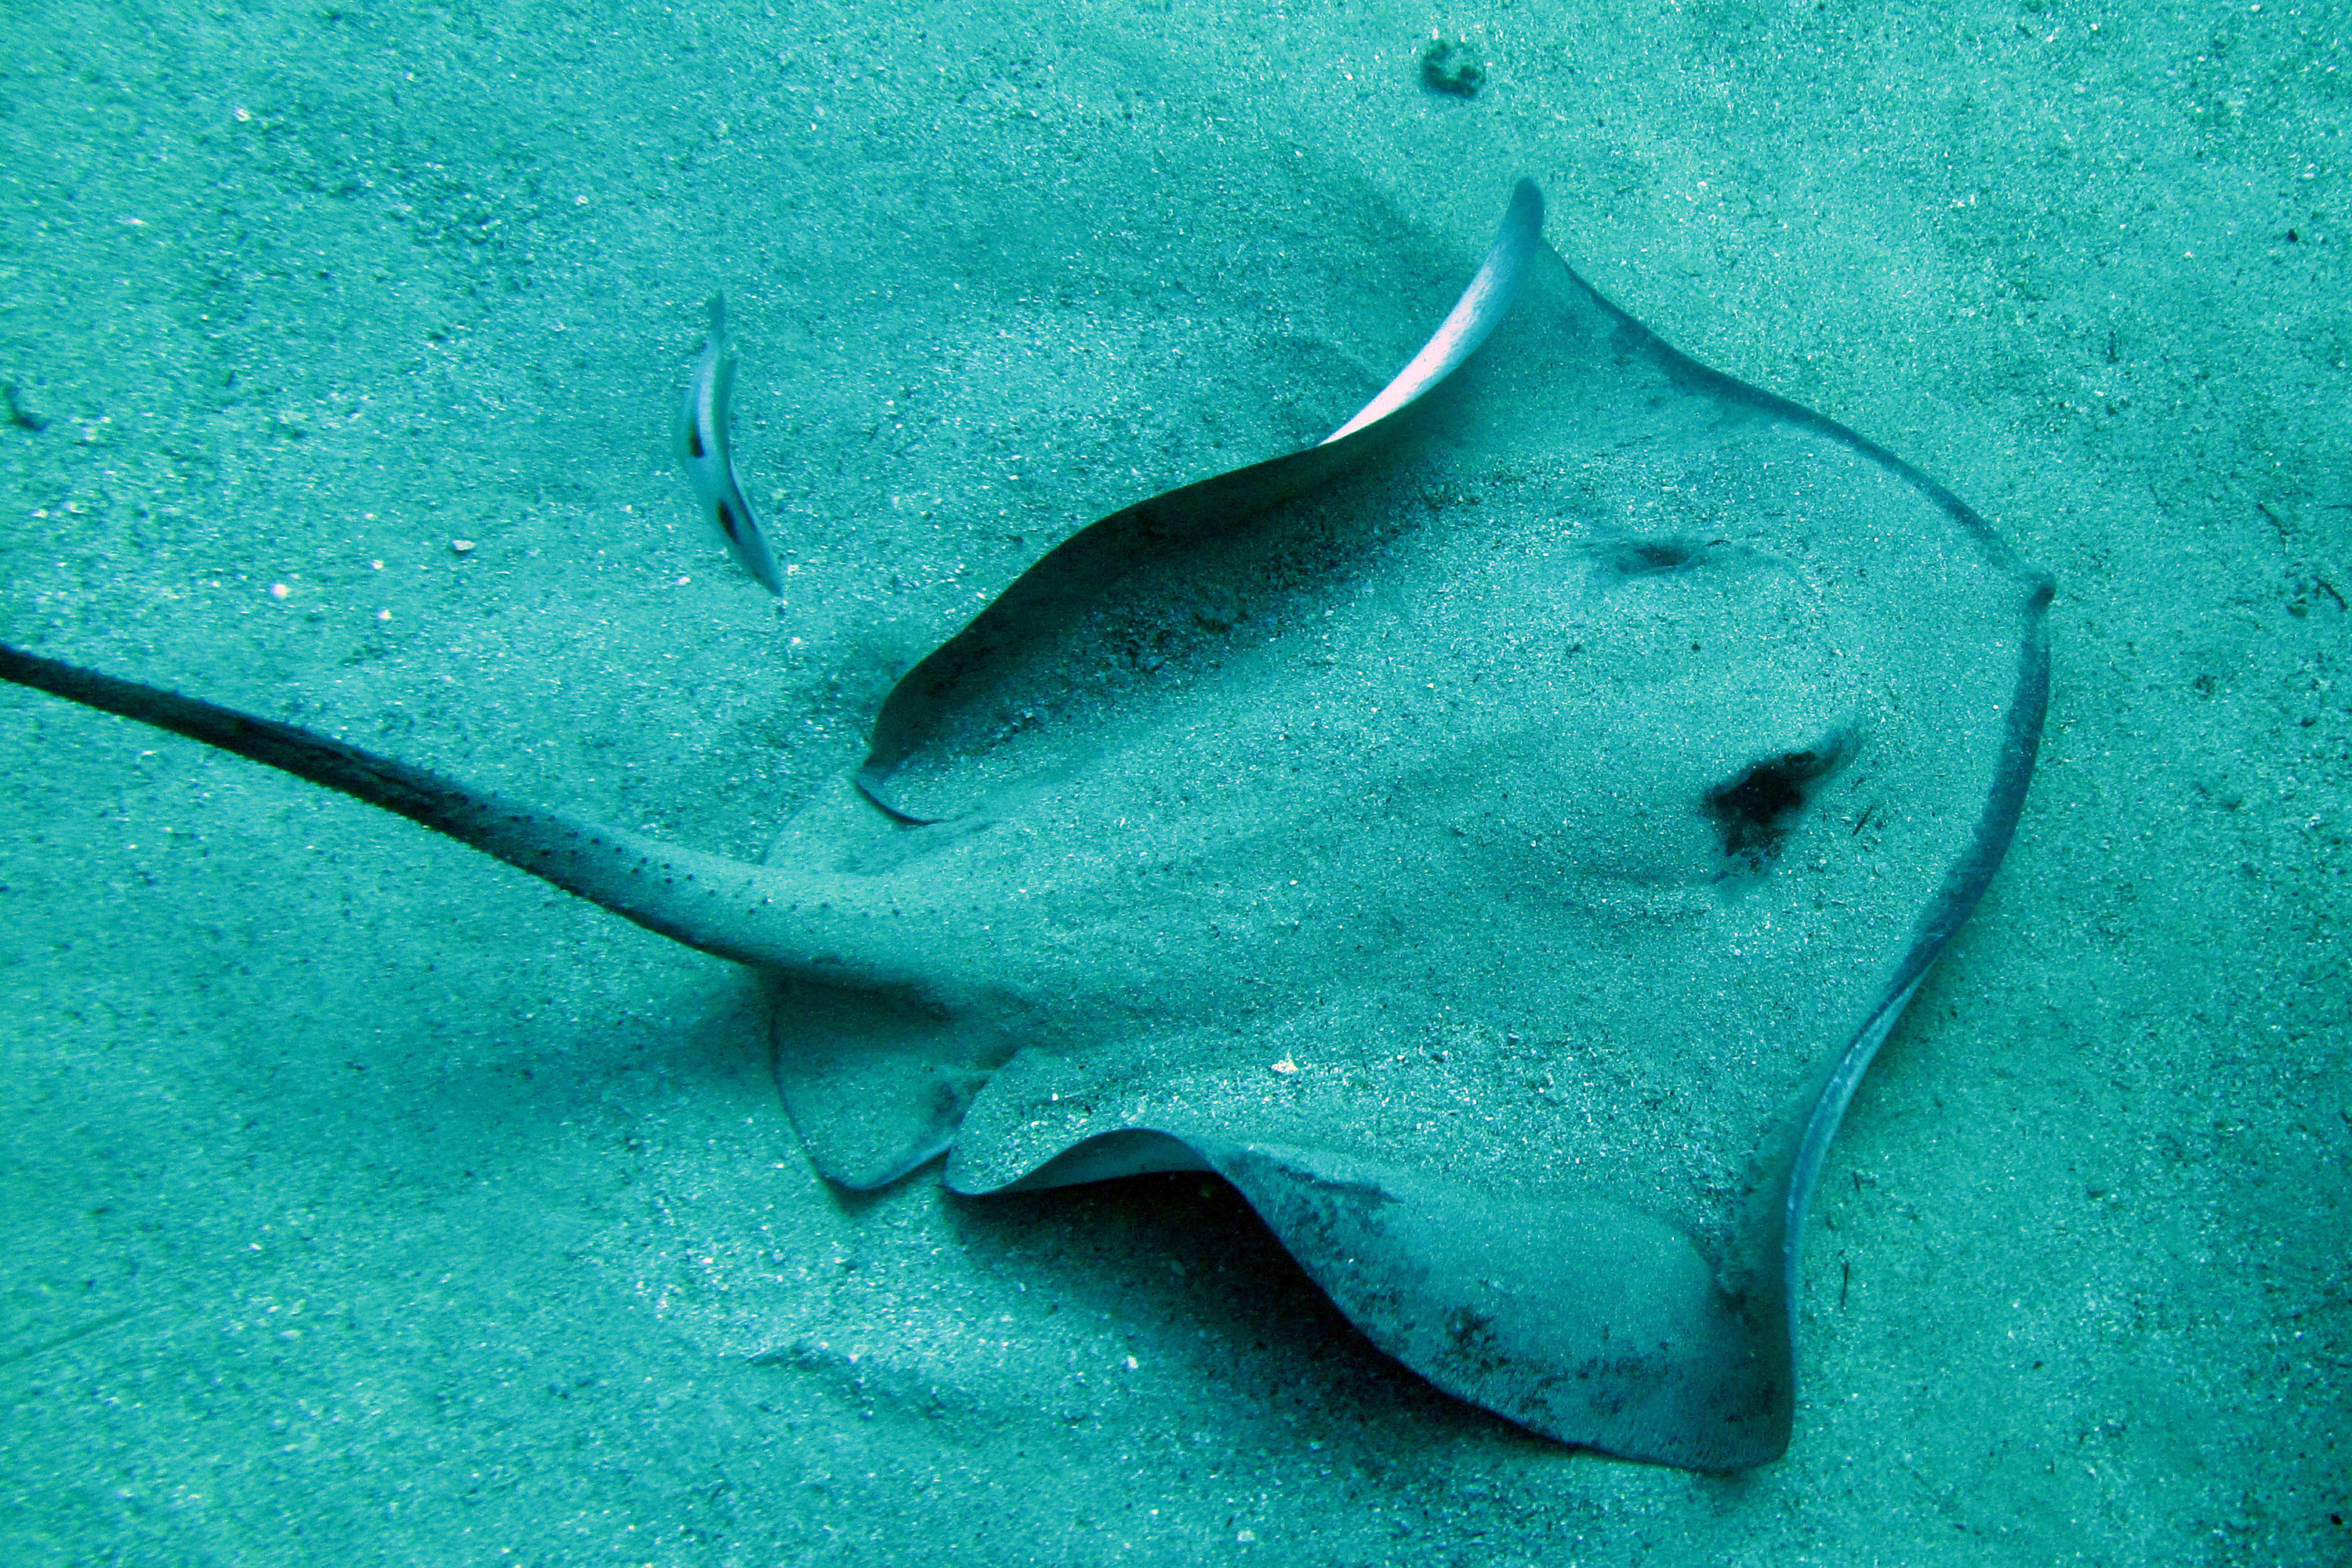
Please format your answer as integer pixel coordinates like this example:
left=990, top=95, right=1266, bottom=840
left=1, top=0, right=2345, bottom=1563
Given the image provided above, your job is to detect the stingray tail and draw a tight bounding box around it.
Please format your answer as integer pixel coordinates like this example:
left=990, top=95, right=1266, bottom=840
left=0, top=642, right=938, bottom=991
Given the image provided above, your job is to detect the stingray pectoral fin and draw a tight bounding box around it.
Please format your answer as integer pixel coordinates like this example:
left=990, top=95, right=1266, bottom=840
left=1321, top=177, right=1544, bottom=443
left=0, top=643, right=960, bottom=996
left=977, top=1127, right=1215, bottom=1189
left=1211, top=1143, right=1790, bottom=1470
left=943, top=1120, right=1789, bottom=1468
left=859, top=179, right=1549, bottom=816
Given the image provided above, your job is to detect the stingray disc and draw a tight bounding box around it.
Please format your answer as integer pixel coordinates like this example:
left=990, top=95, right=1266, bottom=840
left=768, top=185, right=2051, bottom=1470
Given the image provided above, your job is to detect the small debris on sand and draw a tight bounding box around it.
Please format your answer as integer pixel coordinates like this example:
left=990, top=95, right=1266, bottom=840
left=1419, top=37, right=1483, bottom=98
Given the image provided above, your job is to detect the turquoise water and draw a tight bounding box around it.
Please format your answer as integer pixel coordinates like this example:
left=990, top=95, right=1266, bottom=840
left=2, top=0, right=2345, bottom=1562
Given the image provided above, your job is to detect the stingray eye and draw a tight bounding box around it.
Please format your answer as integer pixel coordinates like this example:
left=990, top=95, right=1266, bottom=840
left=1596, top=538, right=1721, bottom=579
left=1624, top=541, right=1695, bottom=572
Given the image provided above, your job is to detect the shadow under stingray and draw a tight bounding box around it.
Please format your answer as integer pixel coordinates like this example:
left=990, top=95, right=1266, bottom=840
left=939, top=1171, right=1543, bottom=1452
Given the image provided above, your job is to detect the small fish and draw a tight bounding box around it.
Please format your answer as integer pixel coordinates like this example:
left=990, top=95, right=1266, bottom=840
left=676, top=294, right=785, bottom=593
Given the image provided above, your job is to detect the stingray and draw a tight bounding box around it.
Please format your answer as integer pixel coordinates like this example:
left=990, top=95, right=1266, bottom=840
left=0, top=180, right=2049, bottom=1472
